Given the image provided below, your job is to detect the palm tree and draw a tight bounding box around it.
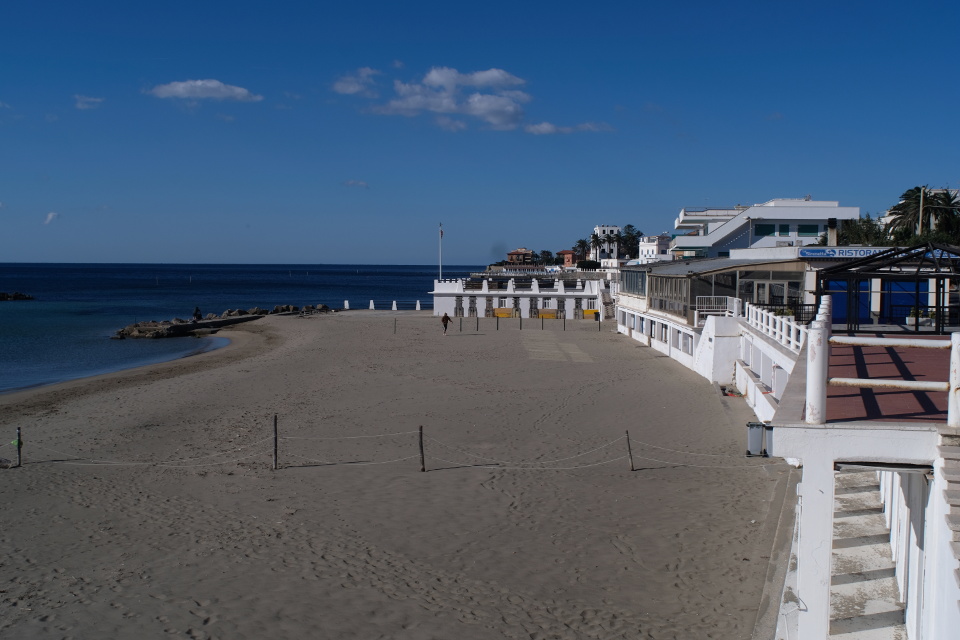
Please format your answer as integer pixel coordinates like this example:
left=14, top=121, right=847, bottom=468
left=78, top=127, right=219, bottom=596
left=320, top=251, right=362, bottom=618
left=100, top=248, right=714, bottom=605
left=612, top=231, right=625, bottom=259
left=574, top=239, right=589, bottom=261
left=930, top=189, right=960, bottom=236
left=887, top=186, right=926, bottom=236
left=589, top=233, right=603, bottom=260
left=887, top=186, right=960, bottom=241
left=602, top=232, right=618, bottom=259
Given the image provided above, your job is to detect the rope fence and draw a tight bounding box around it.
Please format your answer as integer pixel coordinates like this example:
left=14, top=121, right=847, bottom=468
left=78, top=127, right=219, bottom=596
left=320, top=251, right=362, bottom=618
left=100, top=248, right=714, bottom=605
left=2, top=416, right=783, bottom=473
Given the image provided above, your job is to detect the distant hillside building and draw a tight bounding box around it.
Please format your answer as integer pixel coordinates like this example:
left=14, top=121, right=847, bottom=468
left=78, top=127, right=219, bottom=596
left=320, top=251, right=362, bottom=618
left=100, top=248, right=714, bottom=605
left=507, top=247, right=534, bottom=264
left=634, top=233, right=673, bottom=264
left=556, top=250, right=577, bottom=268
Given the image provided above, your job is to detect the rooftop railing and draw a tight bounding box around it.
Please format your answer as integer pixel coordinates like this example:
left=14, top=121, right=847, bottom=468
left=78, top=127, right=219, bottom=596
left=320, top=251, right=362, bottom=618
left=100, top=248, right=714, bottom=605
left=694, top=296, right=741, bottom=327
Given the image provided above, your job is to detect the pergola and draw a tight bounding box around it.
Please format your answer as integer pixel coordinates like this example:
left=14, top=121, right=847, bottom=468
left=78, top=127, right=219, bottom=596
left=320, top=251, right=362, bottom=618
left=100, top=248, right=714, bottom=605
left=817, top=242, right=960, bottom=333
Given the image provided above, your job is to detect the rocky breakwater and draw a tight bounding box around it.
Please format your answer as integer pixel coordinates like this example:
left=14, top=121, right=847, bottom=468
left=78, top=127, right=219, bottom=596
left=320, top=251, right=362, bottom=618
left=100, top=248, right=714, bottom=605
left=0, top=292, right=35, bottom=301
left=114, top=304, right=331, bottom=339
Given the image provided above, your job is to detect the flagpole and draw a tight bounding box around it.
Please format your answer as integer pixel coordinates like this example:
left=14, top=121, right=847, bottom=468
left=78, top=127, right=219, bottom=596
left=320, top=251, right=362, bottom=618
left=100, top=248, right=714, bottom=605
left=439, top=223, right=443, bottom=280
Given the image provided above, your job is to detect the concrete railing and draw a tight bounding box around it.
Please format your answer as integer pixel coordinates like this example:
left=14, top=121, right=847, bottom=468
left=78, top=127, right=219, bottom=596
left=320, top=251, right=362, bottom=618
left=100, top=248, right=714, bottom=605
left=745, top=302, right=808, bottom=353
left=804, top=295, right=960, bottom=426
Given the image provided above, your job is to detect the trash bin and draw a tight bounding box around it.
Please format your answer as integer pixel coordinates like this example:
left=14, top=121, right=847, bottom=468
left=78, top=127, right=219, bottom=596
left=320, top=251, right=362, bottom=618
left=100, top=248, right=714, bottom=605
left=746, top=422, right=764, bottom=456
left=762, top=425, right=774, bottom=457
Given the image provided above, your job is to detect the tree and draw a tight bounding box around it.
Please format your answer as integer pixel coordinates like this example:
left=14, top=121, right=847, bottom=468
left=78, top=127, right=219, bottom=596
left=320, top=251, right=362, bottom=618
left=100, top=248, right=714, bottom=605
left=817, top=213, right=887, bottom=246
left=612, top=231, right=625, bottom=259
left=621, top=225, right=642, bottom=258
left=539, top=249, right=554, bottom=265
left=887, top=186, right=926, bottom=236
left=930, top=189, right=960, bottom=237
left=886, top=186, right=960, bottom=244
left=574, top=238, right=589, bottom=261
left=589, top=233, right=603, bottom=260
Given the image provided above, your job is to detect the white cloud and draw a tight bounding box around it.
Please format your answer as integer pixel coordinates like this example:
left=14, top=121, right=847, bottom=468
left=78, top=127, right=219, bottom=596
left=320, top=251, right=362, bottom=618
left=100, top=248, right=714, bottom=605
left=340, top=65, right=610, bottom=134
left=524, top=121, right=613, bottom=135
left=370, top=66, right=529, bottom=130
left=74, top=94, right=104, bottom=110
left=216, top=113, right=235, bottom=122
left=43, top=212, right=59, bottom=225
left=332, top=67, right=381, bottom=97
left=392, top=60, right=405, bottom=69
left=342, top=179, right=369, bottom=189
left=147, top=79, right=263, bottom=102
left=0, top=101, right=11, bottom=109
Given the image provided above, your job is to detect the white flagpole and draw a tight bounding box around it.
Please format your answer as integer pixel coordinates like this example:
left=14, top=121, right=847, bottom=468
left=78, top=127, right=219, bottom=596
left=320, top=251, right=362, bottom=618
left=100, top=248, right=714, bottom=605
left=439, top=223, right=443, bottom=280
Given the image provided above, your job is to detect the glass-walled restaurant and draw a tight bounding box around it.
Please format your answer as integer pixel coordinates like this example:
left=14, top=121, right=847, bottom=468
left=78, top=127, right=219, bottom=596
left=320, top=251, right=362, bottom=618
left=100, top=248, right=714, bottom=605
left=619, top=261, right=809, bottom=324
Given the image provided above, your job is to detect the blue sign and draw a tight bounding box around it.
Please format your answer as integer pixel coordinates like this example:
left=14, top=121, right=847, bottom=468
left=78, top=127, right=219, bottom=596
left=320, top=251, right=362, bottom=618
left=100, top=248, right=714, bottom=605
left=798, top=247, right=888, bottom=259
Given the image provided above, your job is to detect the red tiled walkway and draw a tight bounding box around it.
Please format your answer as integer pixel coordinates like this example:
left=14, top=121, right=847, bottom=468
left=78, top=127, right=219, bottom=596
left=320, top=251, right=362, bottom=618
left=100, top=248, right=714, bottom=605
left=826, top=334, right=950, bottom=423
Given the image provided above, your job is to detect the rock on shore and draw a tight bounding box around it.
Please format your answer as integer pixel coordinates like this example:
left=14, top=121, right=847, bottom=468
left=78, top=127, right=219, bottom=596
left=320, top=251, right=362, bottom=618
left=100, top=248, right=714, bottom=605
left=0, top=292, right=34, bottom=301
left=113, top=304, right=332, bottom=338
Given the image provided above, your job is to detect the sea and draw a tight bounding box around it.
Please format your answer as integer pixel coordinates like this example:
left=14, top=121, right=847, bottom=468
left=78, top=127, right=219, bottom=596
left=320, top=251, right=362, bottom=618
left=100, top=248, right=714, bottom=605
left=0, top=263, right=480, bottom=394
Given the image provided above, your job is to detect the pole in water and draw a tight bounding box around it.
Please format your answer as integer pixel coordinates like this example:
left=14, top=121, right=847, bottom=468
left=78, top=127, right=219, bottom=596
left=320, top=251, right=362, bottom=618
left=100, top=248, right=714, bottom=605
left=419, top=426, right=426, bottom=472
left=626, top=430, right=635, bottom=471
left=16, top=427, right=22, bottom=468
left=273, top=414, right=279, bottom=471
left=394, top=318, right=397, bottom=334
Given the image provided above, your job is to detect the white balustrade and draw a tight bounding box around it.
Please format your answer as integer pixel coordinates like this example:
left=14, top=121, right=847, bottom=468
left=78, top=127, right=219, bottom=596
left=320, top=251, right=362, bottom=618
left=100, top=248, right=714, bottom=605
left=744, top=302, right=808, bottom=353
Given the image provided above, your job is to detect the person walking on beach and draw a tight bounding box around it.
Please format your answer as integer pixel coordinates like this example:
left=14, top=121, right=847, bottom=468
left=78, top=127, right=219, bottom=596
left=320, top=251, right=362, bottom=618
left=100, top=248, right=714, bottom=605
left=192, top=306, right=202, bottom=323
left=441, top=313, right=452, bottom=335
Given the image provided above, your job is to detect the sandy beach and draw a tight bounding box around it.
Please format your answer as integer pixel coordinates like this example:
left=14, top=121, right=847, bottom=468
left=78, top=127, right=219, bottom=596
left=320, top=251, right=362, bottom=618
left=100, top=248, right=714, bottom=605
left=1, top=312, right=788, bottom=639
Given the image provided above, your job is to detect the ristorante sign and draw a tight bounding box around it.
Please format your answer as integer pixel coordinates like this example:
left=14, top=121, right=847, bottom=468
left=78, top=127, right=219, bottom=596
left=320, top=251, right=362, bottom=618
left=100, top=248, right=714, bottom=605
left=798, top=247, right=889, bottom=259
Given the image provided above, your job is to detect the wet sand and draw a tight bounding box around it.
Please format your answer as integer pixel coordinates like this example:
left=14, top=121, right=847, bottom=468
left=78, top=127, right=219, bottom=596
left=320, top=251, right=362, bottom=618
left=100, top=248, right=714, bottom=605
left=0, top=312, right=788, bottom=639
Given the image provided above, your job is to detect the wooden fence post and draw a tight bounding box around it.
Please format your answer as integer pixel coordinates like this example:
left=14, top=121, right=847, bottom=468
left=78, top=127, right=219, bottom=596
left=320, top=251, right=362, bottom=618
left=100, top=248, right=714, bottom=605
left=273, top=414, right=279, bottom=470
left=626, top=429, right=635, bottom=471
left=16, top=427, right=22, bottom=468
left=419, top=426, right=426, bottom=472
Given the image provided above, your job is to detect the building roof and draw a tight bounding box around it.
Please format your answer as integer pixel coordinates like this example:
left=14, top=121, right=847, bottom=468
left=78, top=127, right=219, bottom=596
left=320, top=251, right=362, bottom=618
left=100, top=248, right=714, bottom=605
left=623, top=256, right=804, bottom=276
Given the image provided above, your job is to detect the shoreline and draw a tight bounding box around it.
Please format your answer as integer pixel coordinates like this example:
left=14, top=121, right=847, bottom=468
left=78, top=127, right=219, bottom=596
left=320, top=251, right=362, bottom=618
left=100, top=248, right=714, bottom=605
left=1, top=313, right=786, bottom=639
left=0, top=333, right=232, bottom=397
left=0, top=322, right=275, bottom=419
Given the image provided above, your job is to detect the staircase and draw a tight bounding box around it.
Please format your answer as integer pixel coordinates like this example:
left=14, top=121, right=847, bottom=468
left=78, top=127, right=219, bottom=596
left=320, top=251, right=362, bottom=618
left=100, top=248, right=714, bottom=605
left=829, top=471, right=906, bottom=639
left=601, top=290, right=615, bottom=319
left=942, top=433, right=960, bottom=594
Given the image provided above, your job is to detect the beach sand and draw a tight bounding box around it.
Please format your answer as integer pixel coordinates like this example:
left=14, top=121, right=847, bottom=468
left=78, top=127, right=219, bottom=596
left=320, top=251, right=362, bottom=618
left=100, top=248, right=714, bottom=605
left=1, top=312, right=788, bottom=639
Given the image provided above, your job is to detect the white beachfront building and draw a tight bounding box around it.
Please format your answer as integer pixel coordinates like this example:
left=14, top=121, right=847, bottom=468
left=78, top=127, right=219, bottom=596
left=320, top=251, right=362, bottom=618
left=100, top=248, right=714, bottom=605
left=432, top=271, right=611, bottom=320
left=671, top=197, right=860, bottom=259
left=614, top=243, right=960, bottom=639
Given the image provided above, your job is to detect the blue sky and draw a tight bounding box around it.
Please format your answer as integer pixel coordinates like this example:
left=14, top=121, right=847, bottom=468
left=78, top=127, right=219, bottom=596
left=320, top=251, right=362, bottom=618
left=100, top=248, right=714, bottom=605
left=2, top=0, right=959, bottom=264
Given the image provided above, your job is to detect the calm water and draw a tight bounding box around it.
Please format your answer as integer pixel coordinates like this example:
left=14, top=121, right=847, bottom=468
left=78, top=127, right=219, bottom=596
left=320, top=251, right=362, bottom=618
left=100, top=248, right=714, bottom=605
left=0, top=263, right=479, bottom=393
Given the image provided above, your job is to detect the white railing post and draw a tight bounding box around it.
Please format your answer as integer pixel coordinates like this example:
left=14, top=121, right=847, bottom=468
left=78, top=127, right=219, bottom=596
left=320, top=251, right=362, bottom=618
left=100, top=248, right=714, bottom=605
left=806, top=295, right=832, bottom=424
left=805, top=320, right=828, bottom=424
left=950, top=332, right=960, bottom=429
